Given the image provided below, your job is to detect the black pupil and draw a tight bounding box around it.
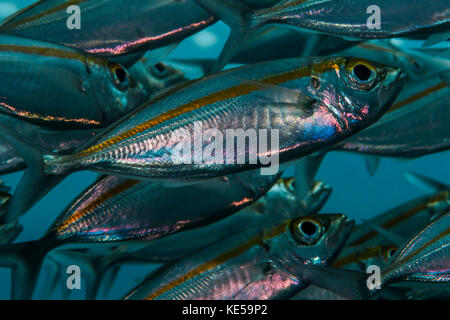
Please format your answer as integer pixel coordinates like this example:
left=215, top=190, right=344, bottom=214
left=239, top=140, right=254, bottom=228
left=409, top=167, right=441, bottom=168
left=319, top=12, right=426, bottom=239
left=353, top=64, right=372, bottom=81
left=389, top=249, right=397, bottom=256
left=300, top=221, right=317, bottom=236
left=115, top=67, right=127, bottom=83
left=154, top=63, right=166, bottom=73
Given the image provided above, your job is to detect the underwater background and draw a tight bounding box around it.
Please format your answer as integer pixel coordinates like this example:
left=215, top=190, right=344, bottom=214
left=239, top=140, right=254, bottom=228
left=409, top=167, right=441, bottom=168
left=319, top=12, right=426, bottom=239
left=0, top=0, right=448, bottom=299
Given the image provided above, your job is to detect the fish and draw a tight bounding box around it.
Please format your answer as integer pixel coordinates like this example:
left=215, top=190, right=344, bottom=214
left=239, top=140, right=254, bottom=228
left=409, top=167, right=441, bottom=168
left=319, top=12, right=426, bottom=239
left=0, top=56, right=406, bottom=223
left=0, top=59, right=189, bottom=175
left=78, top=178, right=331, bottom=265
left=0, top=34, right=147, bottom=130
left=36, top=160, right=329, bottom=300
left=193, top=0, right=449, bottom=71
left=335, top=75, right=450, bottom=158
left=124, top=214, right=354, bottom=300
left=0, top=0, right=217, bottom=67
left=0, top=170, right=280, bottom=299
left=51, top=170, right=280, bottom=243
left=334, top=184, right=449, bottom=271
left=174, top=27, right=358, bottom=71
left=380, top=210, right=450, bottom=286
left=129, top=61, right=188, bottom=97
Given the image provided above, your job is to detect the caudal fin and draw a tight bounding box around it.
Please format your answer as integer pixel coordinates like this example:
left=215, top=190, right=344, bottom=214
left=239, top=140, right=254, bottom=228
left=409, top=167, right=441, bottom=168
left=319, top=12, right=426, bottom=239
left=194, top=0, right=262, bottom=73
left=0, top=123, right=67, bottom=223
left=0, top=240, right=51, bottom=299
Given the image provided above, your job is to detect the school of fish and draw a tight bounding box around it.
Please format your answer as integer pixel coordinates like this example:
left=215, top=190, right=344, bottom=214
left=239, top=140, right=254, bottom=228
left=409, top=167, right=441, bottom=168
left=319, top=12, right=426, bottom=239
left=0, top=0, right=448, bottom=300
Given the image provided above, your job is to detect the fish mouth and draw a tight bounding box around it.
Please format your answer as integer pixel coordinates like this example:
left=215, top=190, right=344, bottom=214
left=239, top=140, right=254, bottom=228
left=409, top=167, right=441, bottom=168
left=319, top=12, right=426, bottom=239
left=328, top=214, right=355, bottom=263
left=378, top=67, right=407, bottom=114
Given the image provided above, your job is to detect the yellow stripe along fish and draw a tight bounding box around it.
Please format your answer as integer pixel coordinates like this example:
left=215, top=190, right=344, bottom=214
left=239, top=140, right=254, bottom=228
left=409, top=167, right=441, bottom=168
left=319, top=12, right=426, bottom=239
left=124, top=214, right=354, bottom=300
left=0, top=56, right=405, bottom=224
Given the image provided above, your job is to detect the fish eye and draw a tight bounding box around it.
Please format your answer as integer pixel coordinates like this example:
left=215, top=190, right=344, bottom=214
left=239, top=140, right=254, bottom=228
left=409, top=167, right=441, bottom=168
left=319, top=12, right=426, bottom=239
left=386, top=247, right=397, bottom=259
left=353, top=64, right=372, bottom=82
left=151, top=63, right=169, bottom=78
left=108, top=63, right=130, bottom=91
left=291, top=218, right=322, bottom=245
left=282, top=178, right=295, bottom=192
left=346, top=59, right=377, bottom=90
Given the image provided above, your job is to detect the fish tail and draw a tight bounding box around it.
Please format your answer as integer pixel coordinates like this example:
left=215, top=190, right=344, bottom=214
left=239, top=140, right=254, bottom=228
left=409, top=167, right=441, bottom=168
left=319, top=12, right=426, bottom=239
left=194, top=0, right=263, bottom=73
left=0, top=239, right=51, bottom=299
left=0, top=123, right=68, bottom=223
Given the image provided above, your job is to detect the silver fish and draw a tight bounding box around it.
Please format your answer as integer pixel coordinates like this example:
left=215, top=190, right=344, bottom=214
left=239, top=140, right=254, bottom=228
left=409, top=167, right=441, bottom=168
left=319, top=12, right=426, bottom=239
left=129, top=61, right=188, bottom=97
left=0, top=0, right=217, bottom=66
left=381, top=210, right=450, bottom=285
left=38, top=167, right=330, bottom=299
left=334, top=181, right=449, bottom=271
left=0, top=56, right=406, bottom=223
left=174, top=27, right=358, bottom=71
left=0, top=170, right=279, bottom=299
left=124, top=214, right=354, bottom=300
left=194, top=0, right=449, bottom=71
left=0, top=34, right=147, bottom=130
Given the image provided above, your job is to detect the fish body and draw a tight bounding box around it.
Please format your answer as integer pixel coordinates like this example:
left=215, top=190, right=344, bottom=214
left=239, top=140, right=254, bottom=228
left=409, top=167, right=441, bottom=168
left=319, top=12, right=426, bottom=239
left=336, top=76, right=450, bottom=157
left=125, top=214, right=354, bottom=300
left=193, top=0, right=449, bottom=71
left=253, top=0, right=449, bottom=39
left=37, top=177, right=330, bottom=299
left=231, top=27, right=358, bottom=64
left=52, top=170, right=280, bottom=242
left=0, top=59, right=188, bottom=175
left=382, top=211, right=450, bottom=284
left=0, top=0, right=216, bottom=64
left=0, top=169, right=280, bottom=299
left=43, top=56, right=405, bottom=180
left=334, top=190, right=449, bottom=270
left=98, top=179, right=332, bottom=263
left=0, top=34, right=147, bottom=129
left=0, top=56, right=405, bottom=222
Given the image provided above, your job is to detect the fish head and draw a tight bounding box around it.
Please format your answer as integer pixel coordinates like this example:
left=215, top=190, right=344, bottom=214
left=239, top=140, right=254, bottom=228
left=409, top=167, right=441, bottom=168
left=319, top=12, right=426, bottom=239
left=311, top=57, right=406, bottom=134
left=381, top=245, right=399, bottom=264
left=146, top=62, right=187, bottom=94
left=283, top=214, right=354, bottom=266
left=88, top=60, right=148, bottom=125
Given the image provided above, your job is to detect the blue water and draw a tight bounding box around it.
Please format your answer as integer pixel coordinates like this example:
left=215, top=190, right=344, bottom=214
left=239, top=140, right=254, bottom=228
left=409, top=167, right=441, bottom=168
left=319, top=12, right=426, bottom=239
left=0, top=0, right=448, bottom=299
